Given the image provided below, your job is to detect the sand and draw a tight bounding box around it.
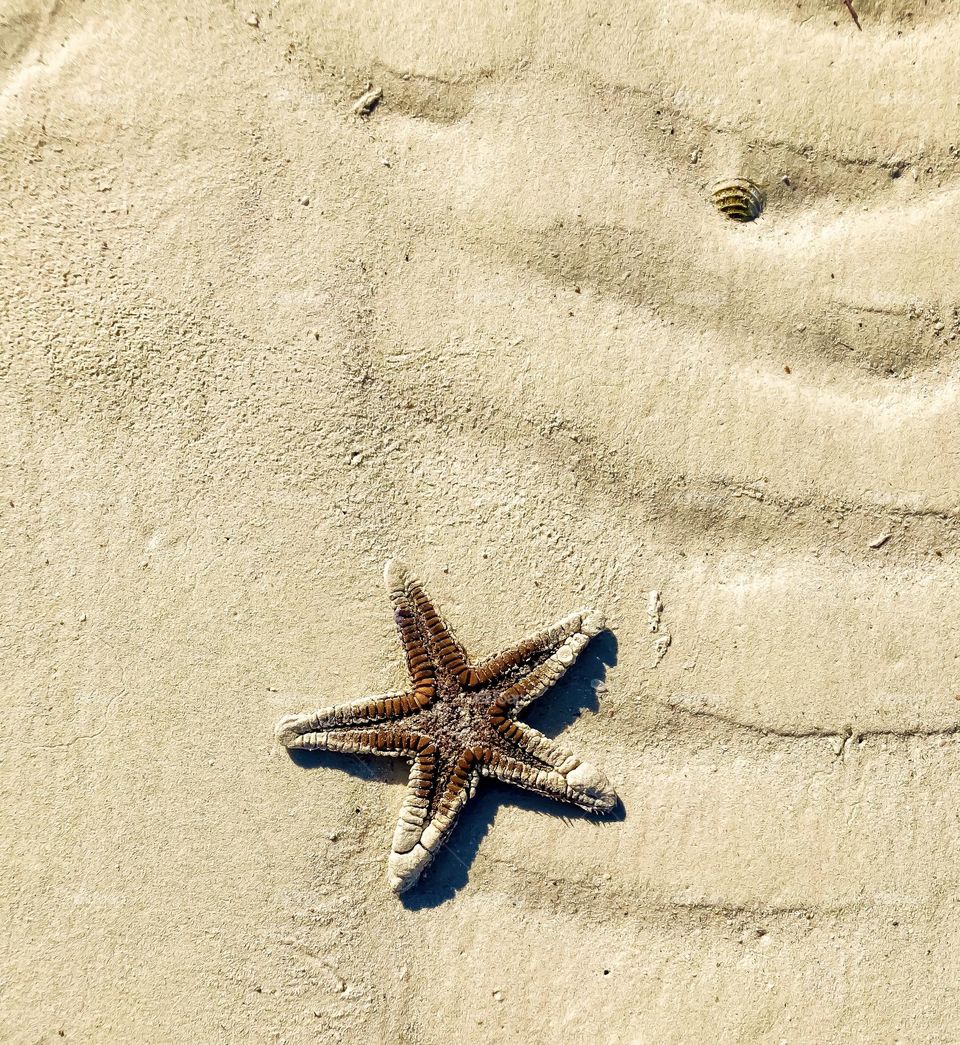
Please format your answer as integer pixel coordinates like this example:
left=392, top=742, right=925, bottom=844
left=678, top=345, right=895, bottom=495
left=3, top=0, right=960, bottom=1041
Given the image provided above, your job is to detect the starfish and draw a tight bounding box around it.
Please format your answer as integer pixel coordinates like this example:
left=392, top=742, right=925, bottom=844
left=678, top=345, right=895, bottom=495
left=275, top=560, right=618, bottom=894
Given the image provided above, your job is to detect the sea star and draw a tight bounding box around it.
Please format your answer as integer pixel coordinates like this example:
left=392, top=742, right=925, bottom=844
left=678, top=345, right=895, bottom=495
left=275, top=560, right=618, bottom=894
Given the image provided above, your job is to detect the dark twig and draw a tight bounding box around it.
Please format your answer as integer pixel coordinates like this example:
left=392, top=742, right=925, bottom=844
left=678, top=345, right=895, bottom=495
left=842, top=0, right=862, bottom=30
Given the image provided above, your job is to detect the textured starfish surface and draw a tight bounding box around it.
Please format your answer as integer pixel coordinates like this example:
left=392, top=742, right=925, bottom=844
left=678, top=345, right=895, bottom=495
left=276, top=560, right=619, bottom=894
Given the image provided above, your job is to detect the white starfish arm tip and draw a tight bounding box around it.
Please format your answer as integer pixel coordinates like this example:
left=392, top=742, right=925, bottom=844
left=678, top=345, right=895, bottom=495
left=565, top=760, right=618, bottom=812
left=383, top=558, right=409, bottom=591
left=581, top=611, right=607, bottom=637
left=387, top=845, right=431, bottom=894
left=275, top=713, right=304, bottom=747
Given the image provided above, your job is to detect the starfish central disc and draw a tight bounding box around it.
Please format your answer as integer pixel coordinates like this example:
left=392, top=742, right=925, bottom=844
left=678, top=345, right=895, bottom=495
left=276, top=560, right=618, bottom=894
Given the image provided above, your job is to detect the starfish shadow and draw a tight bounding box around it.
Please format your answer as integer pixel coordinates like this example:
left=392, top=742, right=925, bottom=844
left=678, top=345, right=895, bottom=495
left=401, top=629, right=622, bottom=910
left=288, top=746, right=387, bottom=782
left=284, top=630, right=621, bottom=908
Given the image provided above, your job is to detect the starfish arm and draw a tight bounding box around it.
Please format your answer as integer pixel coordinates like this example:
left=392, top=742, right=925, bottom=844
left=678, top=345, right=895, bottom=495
left=384, top=560, right=436, bottom=703
left=468, top=608, right=605, bottom=687
left=385, top=559, right=471, bottom=686
left=489, top=716, right=579, bottom=773
left=275, top=711, right=427, bottom=753
left=387, top=749, right=478, bottom=893
left=481, top=735, right=617, bottom=814
left=487, top=612, right=605, bottom=719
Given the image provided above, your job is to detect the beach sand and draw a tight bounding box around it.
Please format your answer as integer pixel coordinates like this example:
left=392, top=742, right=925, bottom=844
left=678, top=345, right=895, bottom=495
left=3, top=1, right=960, bottom=1041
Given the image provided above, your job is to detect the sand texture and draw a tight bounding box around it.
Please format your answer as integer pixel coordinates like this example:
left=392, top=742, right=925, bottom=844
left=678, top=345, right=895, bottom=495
left=3, top=1, right=960, bottom=1042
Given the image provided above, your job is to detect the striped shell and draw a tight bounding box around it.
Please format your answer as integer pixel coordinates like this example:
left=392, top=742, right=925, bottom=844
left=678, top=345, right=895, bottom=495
left=711, top=178, right=765, bottom=222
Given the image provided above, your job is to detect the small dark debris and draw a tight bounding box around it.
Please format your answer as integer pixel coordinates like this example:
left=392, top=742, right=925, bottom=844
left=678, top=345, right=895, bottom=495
left=842, top=0, right=862, bottom=30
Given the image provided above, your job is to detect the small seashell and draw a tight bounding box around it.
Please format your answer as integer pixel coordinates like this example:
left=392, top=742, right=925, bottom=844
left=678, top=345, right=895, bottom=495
left=710, top=177, right=765, bottom=222
left=352, top=86, right=383, bottom=117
